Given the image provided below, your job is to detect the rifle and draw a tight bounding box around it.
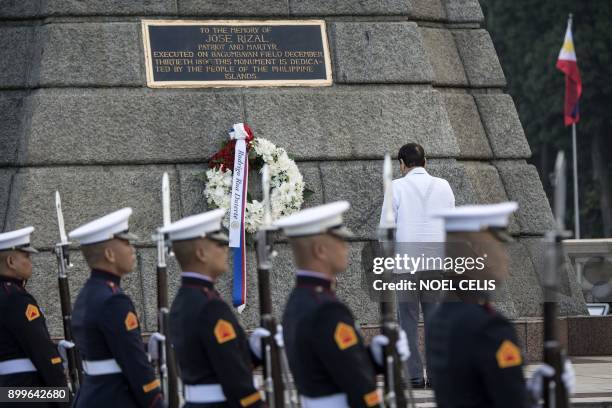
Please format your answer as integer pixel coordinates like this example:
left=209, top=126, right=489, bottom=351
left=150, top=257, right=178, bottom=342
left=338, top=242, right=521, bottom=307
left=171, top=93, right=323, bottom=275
left=255, top=164, right=297, bottom=408
left=153, top=172, right=180, bottom=408
left=378, top=154, right=414, bottom=408
left=543, top=152, right=570, bottom=408
left=54, top=191, right=83, bottom=393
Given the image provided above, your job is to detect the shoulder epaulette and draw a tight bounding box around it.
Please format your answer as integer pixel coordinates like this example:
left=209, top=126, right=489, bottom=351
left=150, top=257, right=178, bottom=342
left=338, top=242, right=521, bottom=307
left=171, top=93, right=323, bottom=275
left=106, top=281, right=119, bottom=294
left=202, top=286, right=213, bottom=299
left=2, top=282, right=11, bottom=294
left=312, top=286, right=336, bottom=304
left=482, top=301, right=495, bottom=316
left=2, top=281, right=25, bottom=294
left=203, top=287, right=222, bottom=300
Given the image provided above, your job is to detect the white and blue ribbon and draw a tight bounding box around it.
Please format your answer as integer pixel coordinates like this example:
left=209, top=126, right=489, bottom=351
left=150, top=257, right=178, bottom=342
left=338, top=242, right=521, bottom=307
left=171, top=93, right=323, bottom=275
left=229, top=123, right=249, bottom=312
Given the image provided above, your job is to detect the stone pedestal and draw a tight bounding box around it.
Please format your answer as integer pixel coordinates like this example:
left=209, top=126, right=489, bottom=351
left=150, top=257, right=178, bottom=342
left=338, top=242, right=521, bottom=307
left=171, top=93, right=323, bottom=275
left=0, top=0, right=587, bottom=335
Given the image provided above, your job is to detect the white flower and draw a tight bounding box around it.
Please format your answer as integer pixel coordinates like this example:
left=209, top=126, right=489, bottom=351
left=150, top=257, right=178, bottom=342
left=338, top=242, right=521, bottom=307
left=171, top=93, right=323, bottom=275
left=245, top=201, right=264, bottom=233
left=204, top=137, right=305, bottom=233
left=275, top=153, right=293, bottom=171
left=255, top=138, right=275, bottom=153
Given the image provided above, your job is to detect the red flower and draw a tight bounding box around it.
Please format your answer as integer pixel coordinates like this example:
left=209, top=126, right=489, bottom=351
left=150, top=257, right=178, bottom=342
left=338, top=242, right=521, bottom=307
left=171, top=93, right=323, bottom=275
left=209, top=124, right=256, bottom=171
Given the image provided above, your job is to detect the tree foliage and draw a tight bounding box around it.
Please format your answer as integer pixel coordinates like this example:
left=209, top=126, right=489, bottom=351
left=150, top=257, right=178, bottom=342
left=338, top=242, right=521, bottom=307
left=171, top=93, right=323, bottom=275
left=480, top=0, right=612, bottom=237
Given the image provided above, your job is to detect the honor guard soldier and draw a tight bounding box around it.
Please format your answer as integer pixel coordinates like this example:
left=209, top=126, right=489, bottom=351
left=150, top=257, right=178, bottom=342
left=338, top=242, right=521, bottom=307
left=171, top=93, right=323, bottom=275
left=162, top=209, right=270, bottom=408
left=0, top=227, right=68, bottom=408
left=69, top=208, right=165, bottom=408
left=275, top=201, right=410, bottom=408
left=426, top=202, right=575, bottom=408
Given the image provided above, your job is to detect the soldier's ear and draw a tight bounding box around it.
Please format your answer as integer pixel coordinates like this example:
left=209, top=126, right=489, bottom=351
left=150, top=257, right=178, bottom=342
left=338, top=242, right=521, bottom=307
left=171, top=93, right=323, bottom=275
left=194, top=245, right=207, bottom=264
left=103, top=247, right=115, bottom=264
left=312, top=241, right=327, bottom=262
left=4, top=253, right=16, bottom=270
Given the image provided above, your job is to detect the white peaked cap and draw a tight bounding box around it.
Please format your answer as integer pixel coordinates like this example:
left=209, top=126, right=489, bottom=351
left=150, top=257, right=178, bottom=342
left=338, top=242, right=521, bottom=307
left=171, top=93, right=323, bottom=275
left=69, top=208, right=137, bottom=245
left=432, top=202, right=519, bottom=232
left=274, top=201, right=353, bottom=238
left=0, top=226, right=38, bottom=253
left=160, top=209, right=228, bottom=242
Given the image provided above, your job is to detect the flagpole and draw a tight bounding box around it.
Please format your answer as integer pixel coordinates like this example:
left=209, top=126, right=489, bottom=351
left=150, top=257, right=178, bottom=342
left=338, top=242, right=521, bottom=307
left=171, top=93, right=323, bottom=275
left=572, top=122, right=580, bottom=238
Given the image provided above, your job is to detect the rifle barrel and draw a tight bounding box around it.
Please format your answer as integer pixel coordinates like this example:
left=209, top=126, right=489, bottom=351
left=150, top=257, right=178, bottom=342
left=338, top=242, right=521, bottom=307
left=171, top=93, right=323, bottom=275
left=158, top=305, right=179, bottom=408
left=379, top=231, right=408, bottom=408
left=256, top=229, right=286, bottom=407
left=379, top=154, right=410, bottom=408
left=542, top=152, right=570, bottom=408
left=55, top=244, right=83, bottom=391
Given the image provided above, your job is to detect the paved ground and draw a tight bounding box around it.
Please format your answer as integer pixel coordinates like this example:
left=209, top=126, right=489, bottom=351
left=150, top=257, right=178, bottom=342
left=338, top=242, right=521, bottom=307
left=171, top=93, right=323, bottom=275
left=410, top=356, right=612, bottom=407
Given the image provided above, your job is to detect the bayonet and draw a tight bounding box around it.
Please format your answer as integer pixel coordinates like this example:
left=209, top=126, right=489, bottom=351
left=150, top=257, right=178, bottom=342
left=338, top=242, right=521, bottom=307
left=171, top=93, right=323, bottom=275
left=162, top=173, right=171, bottom=228
left=381, top=154, right=395, bottom=229
left=262, top=165, right=273, bottom=229
left=553, top=152, right=567, bottom=233
left=55, top=191, right=69, bottom=246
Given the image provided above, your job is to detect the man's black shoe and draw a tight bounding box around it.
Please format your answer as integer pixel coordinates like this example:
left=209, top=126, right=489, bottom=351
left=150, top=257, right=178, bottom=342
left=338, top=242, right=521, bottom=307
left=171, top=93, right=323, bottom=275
left=411, top=378, right=426, bottom=389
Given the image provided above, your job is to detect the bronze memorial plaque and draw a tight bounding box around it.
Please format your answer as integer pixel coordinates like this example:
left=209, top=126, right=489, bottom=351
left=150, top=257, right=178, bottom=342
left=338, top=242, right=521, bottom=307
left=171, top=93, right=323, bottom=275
left=141, top=20, right=333, bottom=88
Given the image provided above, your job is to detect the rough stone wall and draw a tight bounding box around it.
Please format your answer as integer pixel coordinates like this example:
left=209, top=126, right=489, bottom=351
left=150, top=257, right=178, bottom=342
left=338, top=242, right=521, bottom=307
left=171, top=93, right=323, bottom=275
left=0, top=0, right=586, bottom=336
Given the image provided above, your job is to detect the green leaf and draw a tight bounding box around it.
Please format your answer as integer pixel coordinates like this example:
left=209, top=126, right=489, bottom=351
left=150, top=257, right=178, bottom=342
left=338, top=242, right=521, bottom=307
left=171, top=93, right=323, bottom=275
left=303, top=187, right=315, bottom=200
left=254, top=156, right=265, bottom=168
left=197, top=171, right=209, bottom=183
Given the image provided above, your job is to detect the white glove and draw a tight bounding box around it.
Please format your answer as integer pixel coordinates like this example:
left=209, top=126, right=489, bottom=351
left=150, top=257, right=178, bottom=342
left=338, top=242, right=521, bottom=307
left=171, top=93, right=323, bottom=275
left=248, top=327, right=271, bottom=360
left=396, top=329, right=410, bottom=362
left=370, top=335, right=388, bottom=367
left=562, top=359, right=576, bottom=395
left=527, top=363, right=555, bottom=401
left=527, top=359, right=576, bottom=401
left=274, top=324, right=285, bottom=348
left=147, top=332, right=166, bottom=362
left=370, top=330, right=411, bottom=367
left=57, top=339, right=75, bottom=371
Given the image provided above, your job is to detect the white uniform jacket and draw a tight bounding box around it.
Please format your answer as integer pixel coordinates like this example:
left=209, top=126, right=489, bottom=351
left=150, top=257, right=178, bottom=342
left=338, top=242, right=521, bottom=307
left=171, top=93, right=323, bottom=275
left=379, top=167, right=455, bottom=272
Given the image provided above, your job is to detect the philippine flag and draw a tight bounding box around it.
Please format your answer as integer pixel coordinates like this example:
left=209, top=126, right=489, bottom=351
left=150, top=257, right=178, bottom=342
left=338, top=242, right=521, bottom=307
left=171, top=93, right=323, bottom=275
left=556, top=16, right=582, bottom=126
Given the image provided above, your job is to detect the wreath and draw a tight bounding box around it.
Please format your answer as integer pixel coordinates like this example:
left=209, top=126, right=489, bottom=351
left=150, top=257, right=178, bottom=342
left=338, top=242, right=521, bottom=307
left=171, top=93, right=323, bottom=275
left=203, top=124, right=309, bottom=234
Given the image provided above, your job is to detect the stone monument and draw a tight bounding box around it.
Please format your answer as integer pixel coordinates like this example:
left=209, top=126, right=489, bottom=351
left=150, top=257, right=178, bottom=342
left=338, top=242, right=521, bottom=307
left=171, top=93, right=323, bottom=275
left=0, top=0, right=586, bottom=339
